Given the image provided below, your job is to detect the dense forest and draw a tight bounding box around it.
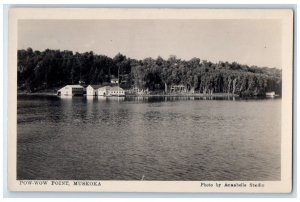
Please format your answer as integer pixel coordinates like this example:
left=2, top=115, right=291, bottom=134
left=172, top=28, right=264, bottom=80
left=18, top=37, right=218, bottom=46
left=18, top=48, right=282, bottom=96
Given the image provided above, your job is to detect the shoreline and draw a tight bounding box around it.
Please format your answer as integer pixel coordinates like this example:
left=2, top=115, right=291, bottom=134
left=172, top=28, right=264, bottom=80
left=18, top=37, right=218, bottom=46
left=17, top=92, right=240, bottom=97
left=125, top=93, right=239, bottom=98
left=17, top=93, right=281, bottom=99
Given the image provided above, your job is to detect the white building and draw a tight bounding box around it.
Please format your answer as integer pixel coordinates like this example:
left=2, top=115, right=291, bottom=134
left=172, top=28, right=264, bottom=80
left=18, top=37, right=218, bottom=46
left=98, top=86, right=125, bottom=97
left=98, top=86, right=112, bottom=96
left=111, top=78, right=119, bottom=84
left=170, top=84, right=186, bottom=93
left=266, top=91, right=276, bottom=97
left=86, top=85, right=102, bottom=96
left=57, top=85, right=84, bottom=96
left=109, top=86, right=125, bottom=96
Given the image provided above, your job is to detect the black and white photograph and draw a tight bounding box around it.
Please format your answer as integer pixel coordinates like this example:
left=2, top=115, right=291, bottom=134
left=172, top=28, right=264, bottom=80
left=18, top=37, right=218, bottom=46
left=8, top=8, right=293, bottom=192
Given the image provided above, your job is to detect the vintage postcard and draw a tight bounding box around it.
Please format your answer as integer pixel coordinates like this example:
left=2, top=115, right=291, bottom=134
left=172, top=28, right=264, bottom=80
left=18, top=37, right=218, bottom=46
left=8, top=8, right=293, bottom=192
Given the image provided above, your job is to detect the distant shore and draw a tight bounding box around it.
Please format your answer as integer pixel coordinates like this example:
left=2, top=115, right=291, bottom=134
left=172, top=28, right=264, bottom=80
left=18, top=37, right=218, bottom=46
left=125, top=93, right=239, bottom=98
left=18, top=91, right=239, bottom=97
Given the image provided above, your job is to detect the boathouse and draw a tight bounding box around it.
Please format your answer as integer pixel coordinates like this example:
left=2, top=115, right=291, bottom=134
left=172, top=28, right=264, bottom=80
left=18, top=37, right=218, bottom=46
left=86, top=85, right=102, bottom=96
left=57, top=85, right=84, bottom=96
left=266, top=91, right=275, bottom=97
left=98, top=86, right=112, bottom=96
left=110, top=86, right=125, bottom=96
left=98, top=86, right=125, bottom=96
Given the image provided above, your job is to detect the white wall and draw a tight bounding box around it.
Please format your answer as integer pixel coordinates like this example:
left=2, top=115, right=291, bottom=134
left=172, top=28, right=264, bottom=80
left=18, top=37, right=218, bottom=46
left=87, top=86, right=97, bottom=96
left=98, top=89, right=107, bottom=96
left=61, top=87, right=72, bottom=96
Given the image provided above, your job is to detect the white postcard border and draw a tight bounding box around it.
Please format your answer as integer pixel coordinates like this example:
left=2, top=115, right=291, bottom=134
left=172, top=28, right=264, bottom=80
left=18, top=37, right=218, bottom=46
left=8, top=8, right=294, bottom=193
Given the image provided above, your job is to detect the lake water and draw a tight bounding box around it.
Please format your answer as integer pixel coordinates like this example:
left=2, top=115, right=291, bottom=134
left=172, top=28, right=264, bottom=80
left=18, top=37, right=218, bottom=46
left=17, top=95, right=281, bottom=181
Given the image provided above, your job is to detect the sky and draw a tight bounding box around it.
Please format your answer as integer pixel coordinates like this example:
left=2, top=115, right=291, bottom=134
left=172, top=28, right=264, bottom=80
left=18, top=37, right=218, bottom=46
left=18, top=19, right=282, bottom=68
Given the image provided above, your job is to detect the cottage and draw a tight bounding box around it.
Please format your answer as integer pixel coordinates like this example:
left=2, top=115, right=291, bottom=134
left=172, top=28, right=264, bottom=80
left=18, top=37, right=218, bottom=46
left=86, top=85, right=102, bottom=96
left=111, top=78, right=119, bottom=84
left=98, top=86, right=112, bottom=96
left=129, top=87, right=149, bottom=95
left=109, top=86, right=125, bottom=97
left=170, top=85, right=186, bottom=93
left=57, top=85, right=84, bottom=96
left=98, top=86, right=125, bottom=97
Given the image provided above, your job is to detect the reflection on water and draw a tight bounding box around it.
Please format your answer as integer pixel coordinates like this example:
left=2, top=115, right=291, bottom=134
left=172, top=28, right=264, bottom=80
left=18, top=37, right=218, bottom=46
left=17, top=95, right=281, bottom=180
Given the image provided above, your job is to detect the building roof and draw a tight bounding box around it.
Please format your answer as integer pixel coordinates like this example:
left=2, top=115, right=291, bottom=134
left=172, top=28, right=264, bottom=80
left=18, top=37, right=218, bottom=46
left=88, top=85, right=102, bottom=89
left=58, top=85, right=83, bottom=91
left=98, top=86, right=112, bottom=90
left=66, top=85, right=84, bottom=88
left=110, top=86, right=124, bottom=91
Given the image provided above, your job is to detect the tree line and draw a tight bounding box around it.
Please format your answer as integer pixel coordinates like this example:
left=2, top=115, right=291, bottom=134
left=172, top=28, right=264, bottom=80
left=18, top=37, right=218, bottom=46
left=18, top=48, right=282, bottom=96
